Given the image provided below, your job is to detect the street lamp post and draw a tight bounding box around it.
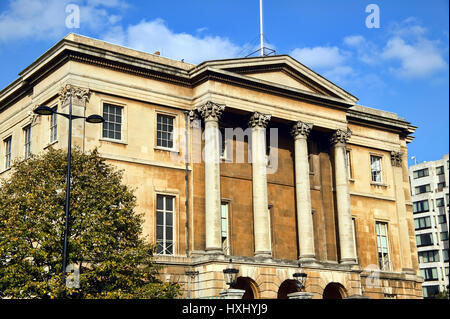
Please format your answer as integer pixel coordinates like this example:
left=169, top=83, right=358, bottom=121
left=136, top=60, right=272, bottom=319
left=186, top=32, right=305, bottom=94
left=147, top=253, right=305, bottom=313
left=34, top=94, right=104, bottom=290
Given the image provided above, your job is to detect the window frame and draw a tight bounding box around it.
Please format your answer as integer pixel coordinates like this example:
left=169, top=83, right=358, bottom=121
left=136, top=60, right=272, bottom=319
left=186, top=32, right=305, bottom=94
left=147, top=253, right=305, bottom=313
left=4, top=136, right=12, bottom=170
left=436, top=166, right=445, bottom=175
left=375, top=221, right=391, bottom=271
left=413, top=199, right=430, bottom=213
left=155, top=111, right=177, bottom=152
left=102, top=103, right=123, bottom=142
left=155, top=194, right=176, bottom=256
left=413, top=168, right=429, bottom=179
left=49, top=106, right=58, bottom=143
left=23, top=124, right=31, bottom=159
left=370, top=155, right=383, bottom=184
left=416, top=233, right=434, bottom=247
left=415, top=184, right=431, bottom=195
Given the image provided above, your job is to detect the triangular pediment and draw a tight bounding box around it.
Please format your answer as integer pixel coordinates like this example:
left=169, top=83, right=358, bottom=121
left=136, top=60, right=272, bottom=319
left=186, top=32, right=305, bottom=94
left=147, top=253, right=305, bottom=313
left=194, top=55, right=358, bottom=104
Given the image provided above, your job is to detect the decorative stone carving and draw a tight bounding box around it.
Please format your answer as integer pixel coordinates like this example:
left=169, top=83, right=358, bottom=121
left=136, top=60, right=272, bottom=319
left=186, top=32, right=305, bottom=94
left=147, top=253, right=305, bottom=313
left=28, top=108, right=40, bottom=126
left=248, top=111, right=271, bottom=128
left=330, top=128, right=352, bottom=146
left=188, top=109, right=201, bottom=128
left=196, top=101, right=225, bottom=122
left=291, top=121, right=313, bottom=139
left=58, top=84, right=90, bottom=106
left=391, top=151, right=403, bottom=167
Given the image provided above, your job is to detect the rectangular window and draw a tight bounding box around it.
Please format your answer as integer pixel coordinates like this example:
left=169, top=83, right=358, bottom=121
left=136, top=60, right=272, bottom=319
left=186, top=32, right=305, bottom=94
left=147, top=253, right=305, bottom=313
left=421, top=268, right=439, bottom=281
left=50, top=107, right=57, bottom=143
left=436, top=198, right=445, bottom=207
left=413, top=200, right=429, bottom=213
left=414, top=216, right=432, bottom=230
left=436, top=166, right=445, bottom=175
left=413, top=168, right=429, bottom=179
left=156, top=194, right=174, bottom=255
left=418, top=250, right=439, bottom=263
left=23, top=125, right=31, bottom=159
left=446, top=193, right=449, bottom=206
left=4, top=136, right=12, bottom=169
left=102, top=104, right=122, bottom=140
left=423, top=285, right=440, bottom=298
left=437, top=182, right=446, bottom=192
left=156, top=114, right=174, bottom=149
left=416, top=233, right=433, bottom=247
left=346, top=150, right=352, bottom=179
left=352, top=218, right=358, bottom=262
left=370, top=155, right=382, bottom=183
left=415, top=184, right=431, bottom=195
left=440, top=231, right=448, bottom=241
left=221, top=202, right=229, bottom=255
left=438, top=215, right=446, bottom=224
left=376, top=222, right=391, bottom=271
left=443, top=250, right=449, bottom=262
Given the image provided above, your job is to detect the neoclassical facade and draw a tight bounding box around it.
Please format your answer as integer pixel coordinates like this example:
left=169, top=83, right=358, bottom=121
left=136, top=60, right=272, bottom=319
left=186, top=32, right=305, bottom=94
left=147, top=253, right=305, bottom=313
left=0, top=34, right=423, bottom=298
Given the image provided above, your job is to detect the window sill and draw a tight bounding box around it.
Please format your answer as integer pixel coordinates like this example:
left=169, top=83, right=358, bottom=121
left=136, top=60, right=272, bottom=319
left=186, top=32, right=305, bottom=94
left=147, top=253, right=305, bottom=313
left=99, top=138, right=128, bottom=145
left=154, top=146, right=179, bottom=153
left=0, top=167, right=11, bottom=174
left=371, top=182, right=388, bottom=188
left=44, top=140, right=58, bottom=149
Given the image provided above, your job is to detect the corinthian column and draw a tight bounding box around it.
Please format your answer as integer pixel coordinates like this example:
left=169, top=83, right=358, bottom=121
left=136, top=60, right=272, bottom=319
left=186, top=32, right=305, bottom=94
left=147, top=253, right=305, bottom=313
left=331, top=129, right=357, bottom=265
left=291, top=121, right=316, bottom=263
left=249, top=112, right=272, bottom=258
left=196, top=101, right=225, bottom=254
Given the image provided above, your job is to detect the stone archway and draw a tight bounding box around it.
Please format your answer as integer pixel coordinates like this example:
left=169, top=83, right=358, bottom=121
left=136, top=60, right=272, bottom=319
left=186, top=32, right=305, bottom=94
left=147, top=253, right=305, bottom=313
left=277, top=279, right=301, bottom=299
left=234, top=277, right=259, bottom=299
left=323, top=282, right=347, bottom=299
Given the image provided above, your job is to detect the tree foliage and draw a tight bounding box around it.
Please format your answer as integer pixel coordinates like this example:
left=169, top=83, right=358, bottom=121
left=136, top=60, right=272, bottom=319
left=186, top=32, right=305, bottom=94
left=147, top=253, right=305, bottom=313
left=0, top=147, right=180, bottom=299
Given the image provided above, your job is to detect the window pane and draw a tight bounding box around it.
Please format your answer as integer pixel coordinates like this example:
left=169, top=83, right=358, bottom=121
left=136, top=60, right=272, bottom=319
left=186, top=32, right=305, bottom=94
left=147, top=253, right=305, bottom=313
left=157, top=195, right=164, bottom=210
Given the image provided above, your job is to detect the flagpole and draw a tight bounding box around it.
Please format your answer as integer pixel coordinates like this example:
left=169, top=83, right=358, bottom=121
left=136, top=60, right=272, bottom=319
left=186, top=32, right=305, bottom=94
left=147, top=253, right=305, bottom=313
left=260, top=0, right=264, bottom=56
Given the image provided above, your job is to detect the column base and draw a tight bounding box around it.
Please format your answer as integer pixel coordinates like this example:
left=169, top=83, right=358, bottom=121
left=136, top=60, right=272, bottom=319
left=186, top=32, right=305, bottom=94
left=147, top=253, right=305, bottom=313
left=340, top=258, right=357, bottom=265
left=254, top=251, right=272, bottom=259
left=299, top=255, right=317, bottom=265
left=287, top=292, right=314, bottom=299
left=219, top=289, right=245, bottom=299
left=205, top=248, right=224, bottom=256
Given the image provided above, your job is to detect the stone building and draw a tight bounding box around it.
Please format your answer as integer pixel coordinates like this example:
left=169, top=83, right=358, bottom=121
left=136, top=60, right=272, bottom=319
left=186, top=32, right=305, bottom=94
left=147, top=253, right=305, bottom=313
left=409, top=155, right=449, bottom=298
left=0, top=33, right=423, bottom=299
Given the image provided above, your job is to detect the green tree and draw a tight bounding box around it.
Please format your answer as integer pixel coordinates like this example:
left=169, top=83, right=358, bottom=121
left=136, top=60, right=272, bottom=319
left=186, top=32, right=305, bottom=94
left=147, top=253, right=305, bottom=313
left=0, top=147, right=180, bottom=299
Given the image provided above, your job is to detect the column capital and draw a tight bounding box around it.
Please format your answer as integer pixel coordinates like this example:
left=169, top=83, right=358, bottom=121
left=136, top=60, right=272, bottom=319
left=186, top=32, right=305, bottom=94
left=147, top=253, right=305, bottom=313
left=248, top=111, right=271, bottom=128
left=58, top=84, right=90, bottom=106
left=196, top=101, right=225, bottom=122
left=330, top=128, right=352, bottom=146
left=291, top=121, right=313, bottom=139
left=390, top=151, right=403, bottom=167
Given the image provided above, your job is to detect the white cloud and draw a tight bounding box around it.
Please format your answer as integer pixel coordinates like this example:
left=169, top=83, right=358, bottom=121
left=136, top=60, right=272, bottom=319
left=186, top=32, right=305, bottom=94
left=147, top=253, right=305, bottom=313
left=102, top=19, right=244, bottom=64
left=0, top=0, right=125, bottom=42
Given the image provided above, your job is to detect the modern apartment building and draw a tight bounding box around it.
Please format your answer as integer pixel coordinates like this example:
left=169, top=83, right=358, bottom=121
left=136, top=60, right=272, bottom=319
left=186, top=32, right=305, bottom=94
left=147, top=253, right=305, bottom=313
left=409, top=155, right=449, bottom=298
left=0, top=33, right=423, bottom=298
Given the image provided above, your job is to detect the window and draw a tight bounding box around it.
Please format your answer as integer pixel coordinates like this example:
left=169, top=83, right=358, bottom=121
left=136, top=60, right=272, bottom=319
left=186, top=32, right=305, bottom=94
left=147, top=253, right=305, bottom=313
left=418, top=250, right=439, bottom=263
left=50, top=107, right=57, bottom=143
left=352, top=218, right=358, bottom=262
left=156, top=194, right=174, bottom=255
left=370, top=155, right=382, bottom=183
left=436, top=166, right=445, bottom=175
left=414, top=216, right=431, bottom=230
left=416, top=233, right=433, bottom=247
left=413, top=200, right=429, bottom=213
left=156, top=114, right=174, bottom=149
left=441, top=231, right=448, bottom=241
left=221, top=202, right=229, bottom=255
left=423, top=285, right=439, bottom=298
left=446, top=193, right=449, bottom=206
left=437, top=182, right=446, bottom=192
left=443, top=250, right=449, bottom=262
left=421, top=268, right=438, bottom=281
left=376, top=222, right=391, bottom=271
left=346, top=150, right=352, bottom=179
left=436, top=198, right=445, bottom=207
left=102, top=104, right=122, bottom=140
left=415, top=184, right=431, bottom=195
left=4, top=136, right=12, bottom=169
left=438, top=215, right=446, bottom=224
left=413, top=168, right=429, bottom=179
left=23, top=125, right=31, bottom=159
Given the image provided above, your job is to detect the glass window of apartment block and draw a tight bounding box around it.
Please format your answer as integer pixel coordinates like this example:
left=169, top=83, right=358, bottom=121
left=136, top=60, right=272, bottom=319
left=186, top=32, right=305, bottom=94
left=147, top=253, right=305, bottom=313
left=437, top=182, right=446, bottom=192
left=446, top=193, right=449, bottom=205
left=438, top=215, right=447, bottom=224
left=50, top=107, right=57, bottom=143
left=4, top=136, right=12, bottom=169
left=436, top=198, right=445, bottom=207
left=370, top=155, right=382, bottom=183
left=415, top=184, right=431, bottom=195
left=221, top=202, right=229, bottom=255
left=418, top=250, right=439, bottom=263
left=156, top=114, right=174, bottom=149
left=156, top=194, right=174, bottom=255
left=413, top=168, right=429, bottom=179
left=413, top=200, right=429, bottom=213
left=441, top=231, right=448, bottom=241
left=23, top=125, right=31, bottom=159
left=423, top=285, right=440, bottom=298
left=414, top=216, right=431, bottom=230
left=421, top=268, right=439, bottom=281
left=443, top=250, right=449, bottom=262
left=436, top=165, right=445, bottom=175
left=416, top=233, right=433, bottom=247
left=376, top=222, right=391, bottom=271
left=102, top=104, right=122, bottom=140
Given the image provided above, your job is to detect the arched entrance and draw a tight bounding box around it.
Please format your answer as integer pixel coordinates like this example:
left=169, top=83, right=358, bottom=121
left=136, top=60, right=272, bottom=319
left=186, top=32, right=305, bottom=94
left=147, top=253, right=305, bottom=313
left=234, top=277, right=258, bottom=299
left=277, top=279, right=300, bottom=299
left=322, top=283, right=347, bottom=299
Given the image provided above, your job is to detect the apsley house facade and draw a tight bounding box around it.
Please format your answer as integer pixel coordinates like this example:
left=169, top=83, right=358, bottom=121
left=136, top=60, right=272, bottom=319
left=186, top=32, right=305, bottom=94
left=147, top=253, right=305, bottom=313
left=0, top=34, right=423, bottom=299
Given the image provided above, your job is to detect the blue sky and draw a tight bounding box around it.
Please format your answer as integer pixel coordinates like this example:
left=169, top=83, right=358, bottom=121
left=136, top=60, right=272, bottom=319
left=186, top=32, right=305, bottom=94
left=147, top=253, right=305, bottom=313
left=0, top=0, right=448, bottom=164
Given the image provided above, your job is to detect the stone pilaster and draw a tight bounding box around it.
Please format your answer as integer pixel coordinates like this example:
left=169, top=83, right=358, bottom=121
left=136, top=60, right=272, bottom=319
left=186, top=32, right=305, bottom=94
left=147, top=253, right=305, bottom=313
left=249, top=111, right=272, bottom=258
left=196, top=101, right=225, bottom=254
left=330, top=128, right=357, bottom=265
left=291, top=121, right=316, bottom=263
